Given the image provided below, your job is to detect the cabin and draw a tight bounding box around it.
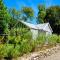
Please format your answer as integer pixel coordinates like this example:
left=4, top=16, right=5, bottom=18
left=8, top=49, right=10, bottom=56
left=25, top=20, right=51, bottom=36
left=19, top=20, right=53, bottom=40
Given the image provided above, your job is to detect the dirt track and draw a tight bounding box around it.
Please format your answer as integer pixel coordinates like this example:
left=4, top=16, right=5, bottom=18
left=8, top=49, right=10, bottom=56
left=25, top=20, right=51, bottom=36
left=15, top=45, right=60, bottom=60
left=43, top=50, right=60, bottom=60
left=17, top=50, right=60, bottom=60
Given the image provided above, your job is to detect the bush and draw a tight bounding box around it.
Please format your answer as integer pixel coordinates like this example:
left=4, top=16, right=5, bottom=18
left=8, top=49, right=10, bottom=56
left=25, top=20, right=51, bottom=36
left=22, top=31, right=32, bottom=40
left=59, top=35, right=60, bottom=42
left=8, top=29, right=32, bottom=44
left=8, top=35, right=21, bottom=44
left=19, top=39, right=32, bottom=55
left=57, top=35, right=60, bottom=43
left=36, top=34, right=46, bottom=45
left=30, top=40, right=37, bottom=52
left=1, top=32, right=60, bottom=59
left=0, top=44, right=14, bottom=58
left=0, top=44, right=5, bottom=58
left=48, top=34, right=58, bottom=45
left=11, top=44, right=20, bottom=58
left=8, top=36, right=15, bottom=44
left=0, top=44, right=21, bottom=59
left=0, top=36, right=4, bottom=43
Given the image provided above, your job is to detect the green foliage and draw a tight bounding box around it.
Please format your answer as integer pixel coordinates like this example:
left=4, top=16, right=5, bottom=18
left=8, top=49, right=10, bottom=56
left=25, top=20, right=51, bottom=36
left=8, top=28, right=32, bottom=44
left=57, top=35, right=60, bottom=43
left=14, top=36, right=21, bottom=44
left=36, top=34, right=46, bottom=45
left=21, top=7, right=34, bottom=21
left=19, top=41, right=32, bottom=55
left=0, top=44, right=14, bottom=58
left=9, top=8, right=21, bottom=19
left=0, top=34, right=60, bottom=59
left=22, top=31, right=32, bottom=40
left=45, top=6, right=60, bottom=34
left=8, top=8, right=21, bottom=30
left=37, top=4, right=46, bottom=23
left=0, top=44, right=20, bottom=58
left=0, top=36, right=4, bottom=42
left=11, top=44, right=20, bottom=58
left=0, top=1, right=60, bottom=59
left=48, top=34, right=59, bottom=45
left=59, top=35, right=60, bottom=43
left=8, top=36, right=15, bottom=44
left=0, top=0, right=9, bottom=34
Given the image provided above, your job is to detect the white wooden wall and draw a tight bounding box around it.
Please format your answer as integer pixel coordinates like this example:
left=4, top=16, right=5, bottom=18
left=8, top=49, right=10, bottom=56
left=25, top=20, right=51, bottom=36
left=31, top=29, right=38, bottom=40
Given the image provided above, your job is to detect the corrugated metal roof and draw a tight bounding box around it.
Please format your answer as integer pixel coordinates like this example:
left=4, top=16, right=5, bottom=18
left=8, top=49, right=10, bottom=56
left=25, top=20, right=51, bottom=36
left=36, top=23, right=48, bottom=30
left=20, top=20, right=37, bottom=29
left=19, top=20, right=53, bottom=32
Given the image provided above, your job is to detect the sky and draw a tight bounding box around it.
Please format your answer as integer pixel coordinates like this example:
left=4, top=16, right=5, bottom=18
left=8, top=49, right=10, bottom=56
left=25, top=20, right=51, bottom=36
left=3, top=0, right=60, bottom=24
left=4, top=0, right=60, bottom=16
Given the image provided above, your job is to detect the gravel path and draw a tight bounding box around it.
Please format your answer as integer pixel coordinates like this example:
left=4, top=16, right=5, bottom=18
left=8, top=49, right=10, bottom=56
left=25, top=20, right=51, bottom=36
left=43, top=51, right=60, bottom=60
left=15, top=45, right=60, bottom=60
left=17, top=50, right=60, bottom=60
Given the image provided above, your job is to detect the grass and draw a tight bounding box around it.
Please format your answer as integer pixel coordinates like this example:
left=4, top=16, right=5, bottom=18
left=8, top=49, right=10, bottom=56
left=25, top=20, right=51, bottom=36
left=0, top=32, right=60, bottom=60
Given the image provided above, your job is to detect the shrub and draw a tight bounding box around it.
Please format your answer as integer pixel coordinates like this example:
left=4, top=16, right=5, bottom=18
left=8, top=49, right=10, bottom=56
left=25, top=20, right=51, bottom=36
left=0, top=44, right=5, bottom=58
left=14, top=36, right=21, bottom=44
left=0, top=44, right=14, bottom=59
left=36, top=34, right=46, bottom=45
left=8, top=36, right=15, bottom=44
left=30, top=40, right=37, bottom=52
left=57, top=35, right=60, bottom=43
left=22, top=31, right=32, bottom=40
left=19, top=39, right=32, bottom=55
left=0, top=44, right=21, bottom=59
left=59, top=35, right=60, bottom=41
left=8, top=29, right=32, bottom=44
left=8, top=35, right=21, bottom=44
left=0, top=36, right=4, bottom=43
left=48, top=34, right=58, bottom=45
left=11, top=44, right=20, bottom=58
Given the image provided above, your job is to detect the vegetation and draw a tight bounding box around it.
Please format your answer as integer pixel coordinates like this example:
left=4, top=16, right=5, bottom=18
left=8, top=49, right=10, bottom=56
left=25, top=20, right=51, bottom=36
left=8, top=8, right=21, bottom=30
left=21, top=6, right=34, bottom=21
left=48, top=34, right=59, bottom=45
left=0, top=0, right=10, bottom=34
left=0, top=0, right=60, bottom=60
left=37, top=4, right=46, bottom=23
left=0, top=34, right=60, bottom=59
left=45, top=6, right=60, bottom=34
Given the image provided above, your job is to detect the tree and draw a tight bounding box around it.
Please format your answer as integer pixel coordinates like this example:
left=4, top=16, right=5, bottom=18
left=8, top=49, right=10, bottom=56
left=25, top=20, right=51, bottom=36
left=21, top=7, right=34, bottom=21
left=8, top=8, right=21, bottom=29
left=37, top=4, right=46, bottom=23
left=9, top=8, right=21, bottom=19
left=0, top=0, right=9, bottom=34
left=45, top=6, right=60, bottom=34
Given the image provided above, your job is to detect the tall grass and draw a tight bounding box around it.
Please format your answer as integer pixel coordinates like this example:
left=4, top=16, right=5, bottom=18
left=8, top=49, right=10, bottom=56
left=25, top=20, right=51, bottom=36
left=48, top=34, right=59, bottom=45
left=0, top=31, right=60, bottom=59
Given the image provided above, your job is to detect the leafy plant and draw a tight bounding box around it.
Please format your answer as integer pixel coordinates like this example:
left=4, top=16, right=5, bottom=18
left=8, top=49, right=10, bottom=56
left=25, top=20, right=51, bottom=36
left=48, top=34, right=58, bottom=45
left=37, top=34, right=46, bottom=45
left=0, top=44, right=14, bottom=58
left=19, top=39, right=32, bottom=55
left=57, top=35, right=60, bottom=43
left=11, top=44, right=20, bottom=58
